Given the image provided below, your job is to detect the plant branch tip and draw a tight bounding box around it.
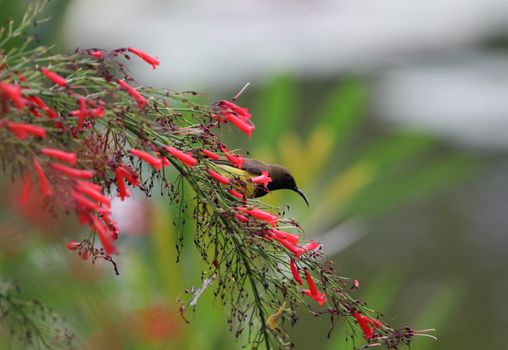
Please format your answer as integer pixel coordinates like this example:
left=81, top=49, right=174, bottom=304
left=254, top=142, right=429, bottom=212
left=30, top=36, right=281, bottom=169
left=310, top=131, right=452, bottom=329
left=232, top=82, right=251, bottom=102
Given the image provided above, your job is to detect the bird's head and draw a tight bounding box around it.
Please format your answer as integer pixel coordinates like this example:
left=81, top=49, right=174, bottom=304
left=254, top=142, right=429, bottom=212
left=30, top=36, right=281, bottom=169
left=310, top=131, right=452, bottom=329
left=267, top=164, right=309, bottom=206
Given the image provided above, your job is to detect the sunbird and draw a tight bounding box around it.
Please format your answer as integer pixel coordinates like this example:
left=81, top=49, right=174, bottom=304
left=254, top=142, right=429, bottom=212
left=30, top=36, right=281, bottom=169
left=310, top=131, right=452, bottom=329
left=213, top=158, right=309, bottom=206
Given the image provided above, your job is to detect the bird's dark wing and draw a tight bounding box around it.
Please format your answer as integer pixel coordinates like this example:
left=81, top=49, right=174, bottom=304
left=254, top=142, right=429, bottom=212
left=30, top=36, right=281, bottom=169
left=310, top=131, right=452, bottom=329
left=212, top=158, right=267, bottom=176
left=242, top=159, right=268, bottom=175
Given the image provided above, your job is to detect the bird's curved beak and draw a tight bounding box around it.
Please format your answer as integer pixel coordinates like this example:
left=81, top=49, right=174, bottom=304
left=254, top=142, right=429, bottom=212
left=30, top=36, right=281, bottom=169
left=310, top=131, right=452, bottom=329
left=293, top=187, right=309, bottom=207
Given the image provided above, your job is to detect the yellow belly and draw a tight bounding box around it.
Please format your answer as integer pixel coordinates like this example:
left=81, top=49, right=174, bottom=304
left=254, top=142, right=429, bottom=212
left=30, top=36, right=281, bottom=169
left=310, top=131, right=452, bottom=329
left=213, top=164, right=258, bottom=198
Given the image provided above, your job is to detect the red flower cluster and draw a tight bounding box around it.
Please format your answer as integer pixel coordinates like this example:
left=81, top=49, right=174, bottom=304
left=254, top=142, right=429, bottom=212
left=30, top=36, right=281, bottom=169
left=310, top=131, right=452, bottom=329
left=27, top=143, right=115, bottom=255
left=1, top=78, right=59, bottom=119
left=72, top=179, right=117, bottom=255
left=215, top=100, right=255, bottom=138
left=352, top=311, right=383, bottom=340
left=264, top=227, right=325, bottom=305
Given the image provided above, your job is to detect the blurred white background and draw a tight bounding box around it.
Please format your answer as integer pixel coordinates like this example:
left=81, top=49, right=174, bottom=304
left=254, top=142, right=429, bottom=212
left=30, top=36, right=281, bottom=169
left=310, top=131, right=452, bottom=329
left=65, top=0, right=508, bottom=149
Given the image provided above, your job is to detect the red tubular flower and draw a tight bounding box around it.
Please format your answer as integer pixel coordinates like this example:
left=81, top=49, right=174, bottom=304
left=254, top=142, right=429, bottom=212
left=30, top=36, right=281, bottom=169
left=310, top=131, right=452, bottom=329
left=238, top=207, right=278, bottom=225
left=207, top=169, right=231, bottom=185
left=76, top=180, right=102, bottom=192
left=76, top=97, right=90, bottom=129
left=41, top=148, right=77, bottom=165
left=165, top=146, right=198, bottom=167
left=40, top=67, right=68, bottom=87
left=0, top=82, right=26, bottom=109
left=28, top=108, right=42, bottom=118
left=6, top=121, right=46, bottom=139
left=220, top=146, right=245, bottom=169
left=302, top=271, right=327, bottom=306
left=70, top=97, right=89, bottom=127
left=218, top=100, right=251, bottom=119
left=303, top=240, right=321, bottom=251
left=130, top=149, right=163, bottom=170
left=234, top=213, right=249, bottom=223
left=353, top=279, right=360, bottom=289
left=101, top=213, right=119, bottom=240
left=225, top=112, right=255, bottom=138
left=89, top=50, right=104, bottom=59
left=127, top=47, right=160, bottom=69
left=75, top=183, right=111, bottom=207
left=271, top=234, right=305, bottom=257
left=201, top=149, right=220, bottom=160
left=90, top=107, right=105, bottom=118
left=19, top=171, right=32, bottom=206
left=27, top=96, right=45, bottom=109
left=66, top=241, right=81, bottom=251
left=156, top=152, right=170, bottom=167
left=116, top=165, right=140, bottom=186
left=26, top=96, right=58, bottom=119
left=81, top=249, right=89, bottom=260
left=117, top=80, right=147, bottom=109
left=290, top=259, right=303, bottom=285
left=268, top=228, right=300, bottom=244
left=352, top=312, right=382, bottom=340
left=352, top=312, right=373, bottom=339
left=50, top=163, right=94, bottom=179
left=32, top=158, right=52, bottom=197
left=78, top=212, right=91, bottom=224
left=251, top=171, right=272, bottom=187
left=73, top=192, right=100, bottom=211
left=115, top=167, right=131, bottom=201
left=89, top=215, right=116, bottom=255
left=17, top=72, right=26, bottom=82
left=211, top=113, right=227, bottom=122
left=228, top=189, right=244, bottom=199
